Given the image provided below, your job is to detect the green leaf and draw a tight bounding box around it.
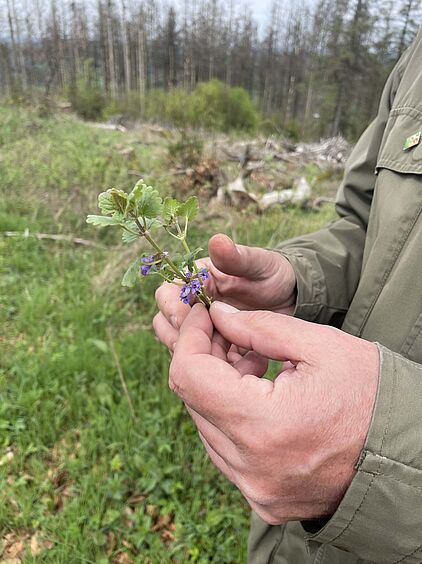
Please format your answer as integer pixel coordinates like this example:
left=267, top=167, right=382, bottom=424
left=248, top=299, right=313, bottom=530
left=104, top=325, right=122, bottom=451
left=122, top=258, right=139, bottom=287
left=163, top=197, right=181, bottom=224
left=183, top=247, right=203, bottom=270
left=170, top=253, right=184, bottom=270
left=179, top=196, right=199, bottom=221
left=129, top=180, right=163, bottom=219
left=139, top=186, right=163, bottom=219
left=110, top=189, right=129, bottom=216
left=88, top=338, right=109, bottom=353
left=86, top=215, right=123, bottom=227
left=98, top=191, right=115, bottom=215
left=144, top=218, right=161, bottom=231
left=121, top=222, right=139, bottom=244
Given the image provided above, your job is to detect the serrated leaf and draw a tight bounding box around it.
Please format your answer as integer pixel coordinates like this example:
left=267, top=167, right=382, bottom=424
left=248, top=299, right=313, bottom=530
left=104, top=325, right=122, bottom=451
left=163, top=197, right=181, bottom=224
left=110, top=189, right=128, bottom=215
left=127, top=180, right=146, bottom=204
left=122, top=230, right=139, bottom=244
left=184, top=247, right=203, bottom=270
left=170, top=253, right=184, bottom=270
left=138, top=186, right=163, bottom=218
left=128, top=180, right=163, bottom=219
left=121, top=222, right=139, bottom=244
left=98, top=191, right=115, bottom=215
left=86, top=215, right=123, bottom=227
left=122, top=258, right=140, bottom=287
left=144, top=218, right=161, bottom=231
left=179, top=196, right=199, bottom=221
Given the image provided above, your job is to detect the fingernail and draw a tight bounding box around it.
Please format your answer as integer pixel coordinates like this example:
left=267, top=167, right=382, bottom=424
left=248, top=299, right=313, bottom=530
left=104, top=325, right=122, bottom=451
left=170, top=315, right=179, bottom=329
left=212, top=301, right=239, bottom=313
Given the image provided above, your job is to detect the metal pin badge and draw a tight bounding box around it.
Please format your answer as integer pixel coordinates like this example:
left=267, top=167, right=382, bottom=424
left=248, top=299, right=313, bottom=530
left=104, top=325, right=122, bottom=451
left=403, top=131, right=422, bottom=151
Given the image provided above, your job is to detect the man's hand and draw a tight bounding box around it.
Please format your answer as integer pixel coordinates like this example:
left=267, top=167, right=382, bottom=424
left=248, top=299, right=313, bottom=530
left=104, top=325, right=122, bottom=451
left=169, top=302, right=380, bottom=525
left=153, top=234, right=296, bottom=353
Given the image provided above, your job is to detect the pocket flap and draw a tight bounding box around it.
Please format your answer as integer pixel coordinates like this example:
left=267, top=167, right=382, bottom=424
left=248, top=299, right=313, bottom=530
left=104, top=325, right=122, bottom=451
left=377, top=107, right=422, bottom=174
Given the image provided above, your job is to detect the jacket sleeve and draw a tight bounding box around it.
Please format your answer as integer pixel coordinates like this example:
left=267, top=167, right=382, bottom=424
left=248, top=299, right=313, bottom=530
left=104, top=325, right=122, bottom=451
left=278, top=47, right=414, bottom=326
left=305, top=345, right=422, bottom=563
left=280, top=37, right=422, bottom=562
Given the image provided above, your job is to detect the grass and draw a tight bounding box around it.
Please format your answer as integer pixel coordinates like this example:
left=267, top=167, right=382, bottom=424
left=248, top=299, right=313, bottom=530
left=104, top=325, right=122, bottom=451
left=0, top=105, right=336, bottom=563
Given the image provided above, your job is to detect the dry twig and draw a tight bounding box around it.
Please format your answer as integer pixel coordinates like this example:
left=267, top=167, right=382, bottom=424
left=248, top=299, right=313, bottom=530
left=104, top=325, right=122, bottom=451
left=106, top=327, right=137, bottom=422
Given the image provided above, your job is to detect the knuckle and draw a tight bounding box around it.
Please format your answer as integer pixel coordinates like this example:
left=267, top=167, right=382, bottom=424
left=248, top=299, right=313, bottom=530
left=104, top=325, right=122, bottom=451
left=168, top=360, right=182, bottom=396
left=152, top=313, right=160, bottom=333
left=238, top=476, right=277, bottom=508
left=254, top=508, right=283, bottom=526
left=154, top=284, right=165, bottom=304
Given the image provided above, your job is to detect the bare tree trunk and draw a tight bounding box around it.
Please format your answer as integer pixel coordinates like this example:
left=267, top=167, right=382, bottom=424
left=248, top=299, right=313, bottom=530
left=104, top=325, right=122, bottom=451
left=71, top=1, right=81, bottom=81
left=6, top=0, right=18, bottom=90
left=121, top=0, right=131, bottom=94
left=137, top=16, right=147, bottom=114
left=107, top=0, right=117, bottom=97
left=0, top=44, right=13, bottom=96
left=398, top=0, right=413, bottom=56
left=12, top=0, right=28, bottom=90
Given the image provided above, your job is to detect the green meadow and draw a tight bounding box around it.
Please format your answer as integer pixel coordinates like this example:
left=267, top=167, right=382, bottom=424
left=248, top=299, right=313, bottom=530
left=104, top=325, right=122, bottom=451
left=0, top=105, right=336, bottom=563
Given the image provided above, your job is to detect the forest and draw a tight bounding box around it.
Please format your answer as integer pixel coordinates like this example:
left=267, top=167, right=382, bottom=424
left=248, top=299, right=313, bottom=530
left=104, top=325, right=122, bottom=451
left=1, top=0, right=421, bottom=139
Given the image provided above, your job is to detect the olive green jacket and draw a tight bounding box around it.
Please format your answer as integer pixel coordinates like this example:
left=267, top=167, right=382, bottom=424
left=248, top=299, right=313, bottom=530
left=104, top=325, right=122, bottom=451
left=249, top=30, right=422, bottom=564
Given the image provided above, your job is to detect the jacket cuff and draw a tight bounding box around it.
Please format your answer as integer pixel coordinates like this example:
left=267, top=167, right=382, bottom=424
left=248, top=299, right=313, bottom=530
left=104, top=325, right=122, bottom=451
left=279, top=249, right=328, bottom=323
left=304, top=345, right=422, bottom=563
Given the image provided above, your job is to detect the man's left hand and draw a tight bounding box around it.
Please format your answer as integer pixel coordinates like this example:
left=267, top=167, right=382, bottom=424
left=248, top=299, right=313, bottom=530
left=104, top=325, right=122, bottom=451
left=169, top=302, right=380, bottom=525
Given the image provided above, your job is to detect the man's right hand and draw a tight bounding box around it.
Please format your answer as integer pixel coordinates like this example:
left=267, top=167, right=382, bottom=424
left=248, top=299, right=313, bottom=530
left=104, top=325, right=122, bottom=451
left=153, top=233, right=297, bottom=352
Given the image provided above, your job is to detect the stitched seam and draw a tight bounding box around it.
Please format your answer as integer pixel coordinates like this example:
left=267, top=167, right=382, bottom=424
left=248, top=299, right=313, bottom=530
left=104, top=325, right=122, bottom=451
left=314, top=544, right=326, bottom=564
left=390, top=106, right=422, bottom=118
left=376, top=161, right=422, bottom=174
left=394, top=543, right=422, bottom=564
left=322, top=352, right=397, bottom=546
left=403, top=323, right=422, bottom=357
left=400, top=312, right=422, bottom=355
left=360, top=470, right=422, bottom=490
left=268, top=525, right=286, bottom=564
left=357, top=205, right=422, bottom=336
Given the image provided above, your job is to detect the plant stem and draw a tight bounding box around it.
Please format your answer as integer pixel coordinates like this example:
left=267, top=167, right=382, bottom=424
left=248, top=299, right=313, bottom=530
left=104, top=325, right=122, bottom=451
left=134, top=217, right=187, bottom=281
left=180, top=237, right=212, bottom=307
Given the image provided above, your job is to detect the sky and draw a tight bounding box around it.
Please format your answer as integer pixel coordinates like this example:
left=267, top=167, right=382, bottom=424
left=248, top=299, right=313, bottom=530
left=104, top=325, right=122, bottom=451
left=248, top=0, right=275, bottom=29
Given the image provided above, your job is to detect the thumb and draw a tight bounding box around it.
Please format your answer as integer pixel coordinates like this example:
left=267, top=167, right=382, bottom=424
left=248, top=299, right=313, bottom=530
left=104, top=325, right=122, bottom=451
left=208, top=234, right=277, bottom=280
left=209, top=302, right=321, bottom=362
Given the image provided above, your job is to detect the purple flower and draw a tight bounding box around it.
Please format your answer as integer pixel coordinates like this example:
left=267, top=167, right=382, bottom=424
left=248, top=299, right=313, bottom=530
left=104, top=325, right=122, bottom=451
left=141, top=264, right=151, bottom=276
left=180, top=285, right=191, bottom=298
left=199, top=268, right=209, bottom=281
left=190, top=279, right=201, bottom=293
left=180, top=284, right=191, bottom=304
left=142, top=255, right=155, bottom=265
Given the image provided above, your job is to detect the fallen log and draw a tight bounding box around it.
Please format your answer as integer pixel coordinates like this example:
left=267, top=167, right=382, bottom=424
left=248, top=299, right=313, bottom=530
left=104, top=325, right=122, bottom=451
left=2, top=231, right=104, bottom=248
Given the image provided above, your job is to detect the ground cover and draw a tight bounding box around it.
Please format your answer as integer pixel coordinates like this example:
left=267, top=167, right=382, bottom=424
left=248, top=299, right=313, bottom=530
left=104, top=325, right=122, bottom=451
left=0, top=106, right=336, bottom=563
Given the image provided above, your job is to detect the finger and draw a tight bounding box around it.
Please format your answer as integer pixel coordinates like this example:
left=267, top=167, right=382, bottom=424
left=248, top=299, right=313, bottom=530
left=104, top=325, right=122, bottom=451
left=209, top=234, right=280, bottom=281
left=171, top=304, right=274, bottom=424
left=233, top=351, right=268, bottom=377
left=198, top=432, right=236, bottom=485
left=185, top=404, right=241, bottom=467
left=210, top=302, right=322, bottom=363
left=155, top=282, right=191, bottom=329
left=152, top=312, right=179, bottom=351
left=211, top=330, right=231, bottom=361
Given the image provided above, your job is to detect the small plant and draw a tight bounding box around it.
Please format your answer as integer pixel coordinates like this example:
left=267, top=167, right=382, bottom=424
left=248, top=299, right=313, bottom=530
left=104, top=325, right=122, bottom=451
left=167, top=131, right=204, bottom=167
left=86, top=180, right=213, bottom=307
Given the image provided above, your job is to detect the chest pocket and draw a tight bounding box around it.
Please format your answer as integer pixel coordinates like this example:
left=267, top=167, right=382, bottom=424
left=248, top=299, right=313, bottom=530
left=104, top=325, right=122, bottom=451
left=377, top=106, right=422, bottom=174
left=362, top=106, right=422, bottom=362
